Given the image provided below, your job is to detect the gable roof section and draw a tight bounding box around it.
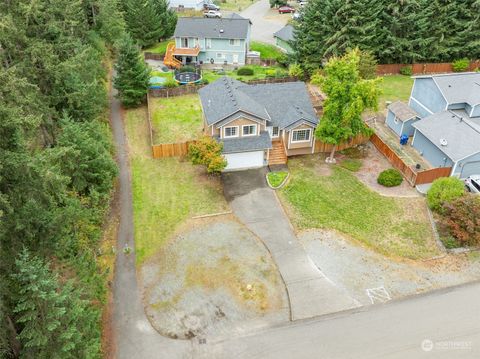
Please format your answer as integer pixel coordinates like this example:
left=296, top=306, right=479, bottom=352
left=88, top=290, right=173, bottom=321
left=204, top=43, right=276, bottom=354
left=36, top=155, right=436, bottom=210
left=174, top=15, right=250, bottom=39
left=414, top=72, right=480, bottom=107
left=274, top=25, right=294, bottom=42
left=412, top=110, right=480, bottom=162
left=387, top=101, right=419, bottom=122
left=199, top=77, right=318, bottom=129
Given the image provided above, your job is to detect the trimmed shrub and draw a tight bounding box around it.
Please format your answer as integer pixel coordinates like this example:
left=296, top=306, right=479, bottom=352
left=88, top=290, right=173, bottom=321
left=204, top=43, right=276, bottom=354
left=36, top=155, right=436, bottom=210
left=237, top=67, right=254, bottom=76
left=427, top=177, right=465, bottom=212
left=439, top=195, right=480, bottom=247
left=452, top=58, right=470, bottom=72
left=265, top=69, right=276, bottom=78
left=399, top=66, right=413, bottom=76
left=377, top=169, right=403, bottom=187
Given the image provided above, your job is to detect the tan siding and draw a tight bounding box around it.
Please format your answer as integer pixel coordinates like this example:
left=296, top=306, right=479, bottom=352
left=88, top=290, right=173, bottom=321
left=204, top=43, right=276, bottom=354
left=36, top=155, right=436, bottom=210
left=287, top=124, right=314, bottom=149
left=219, top=118, right=265, bottom=138
left=286, top=147, right=314, bottom=156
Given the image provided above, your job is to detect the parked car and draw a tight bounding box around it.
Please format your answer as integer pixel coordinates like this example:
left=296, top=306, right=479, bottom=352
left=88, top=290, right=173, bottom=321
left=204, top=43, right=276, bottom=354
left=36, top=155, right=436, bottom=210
left=203, top=3, right=220, bottom=11
left=464, top=175, right=480, bottom=193
left=204, top=9, right=222, bottom=18
left=278, top=5, right=295, bottom=13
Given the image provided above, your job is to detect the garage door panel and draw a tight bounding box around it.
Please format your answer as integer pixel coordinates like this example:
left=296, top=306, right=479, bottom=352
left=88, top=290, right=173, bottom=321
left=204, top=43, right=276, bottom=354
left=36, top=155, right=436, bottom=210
left=224, top=151, right=264, bottom=171
left=461, top=161, right=480, bottom=178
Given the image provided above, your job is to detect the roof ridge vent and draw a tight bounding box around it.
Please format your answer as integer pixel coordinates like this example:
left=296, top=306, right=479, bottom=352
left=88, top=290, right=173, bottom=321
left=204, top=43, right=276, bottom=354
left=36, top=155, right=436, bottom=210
left=440, top=138, right=448, bottom=146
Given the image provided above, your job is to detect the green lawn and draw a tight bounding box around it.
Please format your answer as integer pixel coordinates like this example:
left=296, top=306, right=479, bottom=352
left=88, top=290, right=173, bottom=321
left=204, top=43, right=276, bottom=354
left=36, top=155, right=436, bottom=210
left=250, top=41, right=284, bottom=60
left=125, top=107, right=228, bottom=264
left=150, top=94, right=203, bottom=144
left=145, top=39, right=172, bottom=55
left=202, top=65, right=288, bottom=83
left=279, top=157, right=439, bottom=259
left=267, top=171, right=288, bottom=188
left=215, top=0, right=258, bottom=11
left=378, top=75, right=414, bottom=111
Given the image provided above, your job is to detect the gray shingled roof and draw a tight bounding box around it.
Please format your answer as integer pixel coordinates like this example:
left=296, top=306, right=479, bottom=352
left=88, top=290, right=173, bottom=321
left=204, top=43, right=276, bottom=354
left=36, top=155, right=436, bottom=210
left=414, top=73, right=480, bottom=107
left=216, top=131, right=272, bottom=153
left=387, top=101, right=418, bottom=122
left=199, top=77, right=318, bottom=129
left=174, top=15, right=250, bottom=39
left=412, top=110, right=480, bottom=162
left=274, top=25, right=294, bottom=42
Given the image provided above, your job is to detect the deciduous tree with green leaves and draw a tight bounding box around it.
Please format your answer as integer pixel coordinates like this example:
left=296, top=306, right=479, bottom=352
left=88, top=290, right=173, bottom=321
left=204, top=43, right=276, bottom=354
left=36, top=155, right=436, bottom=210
left=114, top=34, right=150, bottom=107
left=312, top=49, right=380, bottom=163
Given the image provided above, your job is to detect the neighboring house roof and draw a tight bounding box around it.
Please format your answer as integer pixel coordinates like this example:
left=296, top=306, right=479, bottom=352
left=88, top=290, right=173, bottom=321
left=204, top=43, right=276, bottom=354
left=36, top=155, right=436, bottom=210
left=199, top=77, right=318, bottom=129
left=413, top=110, right=480, bottom=162
left=387, top=101, right=418, bottom=122
left=414, top=72, right=480, bottom=108
left=274, top=25, right=294, bottom=42
left=174, top=15, right=250, bottom=39
left=216, top=131, right=272, bottom=153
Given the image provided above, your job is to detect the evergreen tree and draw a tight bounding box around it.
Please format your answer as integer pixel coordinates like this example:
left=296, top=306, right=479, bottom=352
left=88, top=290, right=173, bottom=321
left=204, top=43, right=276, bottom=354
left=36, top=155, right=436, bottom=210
left=114, top=34, right=150, bottom=107
left=11, top=250, right=100, bottom=359
left=124, top=0, right=163, bottom=47
left=152, top=0, right=178, bottom=39
left=312, top=49, right=380, bottom=162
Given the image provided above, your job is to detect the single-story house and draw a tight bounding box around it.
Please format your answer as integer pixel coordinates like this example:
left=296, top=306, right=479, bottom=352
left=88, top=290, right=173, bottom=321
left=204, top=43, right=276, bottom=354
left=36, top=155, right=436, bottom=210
left=172, top=14, right=251, bottom=65
left=273, top=25, right=294, bottom=54
left=386, top=101, right=419, bottom=137
left=198, top=77, right=319, bottom=171
left=385, top=72, right=480, bottom=178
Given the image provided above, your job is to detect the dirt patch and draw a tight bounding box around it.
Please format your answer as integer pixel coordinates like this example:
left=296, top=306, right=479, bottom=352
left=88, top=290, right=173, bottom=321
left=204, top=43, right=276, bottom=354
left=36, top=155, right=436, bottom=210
left=141, top=217, right=288, bottom=339
left=300, top=229, right=480, bottom=306
left=353, top=143, right=419, bottom=197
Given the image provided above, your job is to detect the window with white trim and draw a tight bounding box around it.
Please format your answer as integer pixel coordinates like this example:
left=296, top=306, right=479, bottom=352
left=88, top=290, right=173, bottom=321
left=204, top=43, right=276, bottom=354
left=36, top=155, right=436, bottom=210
left=292, top=129, right=311, bottom=142
left=224, top=126, right=238, bottom=138
left=181, top=37, right=188, bottom=47
left=272, top=127, right=279, bottom=137
left=229, top=39, right=240, bottom=46
left=242, top=124, right=257, bottom=136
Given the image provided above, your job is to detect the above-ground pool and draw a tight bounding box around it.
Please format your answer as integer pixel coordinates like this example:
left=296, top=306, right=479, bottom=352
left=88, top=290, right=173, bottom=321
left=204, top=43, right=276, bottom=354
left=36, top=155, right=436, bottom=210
left=149, top=76, right=167, bottom=89
left=174, top=71, right=202, bottom=85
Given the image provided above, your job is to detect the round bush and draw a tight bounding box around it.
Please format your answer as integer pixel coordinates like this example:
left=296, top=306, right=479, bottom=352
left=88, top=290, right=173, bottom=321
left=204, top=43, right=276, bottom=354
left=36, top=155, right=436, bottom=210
left=427, top=177, right=465, bottom=212
left=377, top=169, right=403, bottom=187
left=400, top=66, right=413, bottom=76
left=237, top=67, right=254, bottom=76
left=452, top=58, right=470, bottom=72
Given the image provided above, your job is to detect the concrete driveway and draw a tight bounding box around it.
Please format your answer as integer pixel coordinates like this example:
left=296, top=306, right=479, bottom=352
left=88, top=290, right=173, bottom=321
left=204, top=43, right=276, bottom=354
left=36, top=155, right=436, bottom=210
left=240, top=0, right=289, bottom=45
left=223, top=168, right=360, bottom=320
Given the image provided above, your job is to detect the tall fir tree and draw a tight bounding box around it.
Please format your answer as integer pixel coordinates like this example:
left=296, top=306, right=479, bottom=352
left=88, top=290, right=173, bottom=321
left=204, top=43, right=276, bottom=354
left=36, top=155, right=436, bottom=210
left=114, top=34, right=150, bottom=107
left=124, top=0, right=163, bottom=47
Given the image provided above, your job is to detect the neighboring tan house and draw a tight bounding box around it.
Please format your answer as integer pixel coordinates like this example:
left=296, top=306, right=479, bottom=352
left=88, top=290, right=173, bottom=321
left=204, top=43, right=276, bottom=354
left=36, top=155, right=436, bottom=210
left=274, top=25, right=294, bottom=54
left=169, top=0, right=205, bottom=10
left=386, top=72, right=480, bottom=178
left=198, top=77, right=319, bottom=171
left=172, top=14, right=251, bottom=65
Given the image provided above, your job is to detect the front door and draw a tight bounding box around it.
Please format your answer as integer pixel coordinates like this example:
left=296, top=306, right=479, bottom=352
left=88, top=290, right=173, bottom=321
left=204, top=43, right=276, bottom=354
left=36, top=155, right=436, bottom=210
left=233, top=54, right=239, bottom=64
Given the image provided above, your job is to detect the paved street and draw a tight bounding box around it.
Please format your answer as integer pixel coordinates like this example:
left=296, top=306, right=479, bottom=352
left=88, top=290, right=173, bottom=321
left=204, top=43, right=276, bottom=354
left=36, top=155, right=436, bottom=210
left=223, top=169, right=360, bottom=321
left=240, top=0, right=289, bottom=44
left=196, top=281, right=480, bottom=358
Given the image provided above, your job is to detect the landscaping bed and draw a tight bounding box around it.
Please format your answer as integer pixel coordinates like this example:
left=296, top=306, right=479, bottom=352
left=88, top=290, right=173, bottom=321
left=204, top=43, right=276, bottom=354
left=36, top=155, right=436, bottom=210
left=266, top=171, right=288, bottom=189
left=279, top=156, right=439, bottom=259
left=125, top=106, right=228, bottom=264
left=150, top=94, right=203, bottom=144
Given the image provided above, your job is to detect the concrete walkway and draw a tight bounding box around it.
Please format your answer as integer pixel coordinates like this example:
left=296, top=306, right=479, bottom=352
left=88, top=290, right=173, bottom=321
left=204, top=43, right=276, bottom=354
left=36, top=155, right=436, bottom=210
left=110, top=73, right=189, bottom=359
left=223, top=169, right=360, bottom=320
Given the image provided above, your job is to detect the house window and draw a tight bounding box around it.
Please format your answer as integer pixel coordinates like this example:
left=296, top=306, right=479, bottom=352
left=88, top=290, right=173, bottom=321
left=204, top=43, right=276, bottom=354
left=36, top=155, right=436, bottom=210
left=242, top=124, right=257, bottom=136
left=224, top=126, right=238, bottom=138
left=206, top=38, right=212, bottom=48
left=272, top=127, right=279, bottom=137
left=181, top=37, right=188, bottom=47
left=292, top=129, right=311, bottom=142
left=229, top=39, right=240, bottom=46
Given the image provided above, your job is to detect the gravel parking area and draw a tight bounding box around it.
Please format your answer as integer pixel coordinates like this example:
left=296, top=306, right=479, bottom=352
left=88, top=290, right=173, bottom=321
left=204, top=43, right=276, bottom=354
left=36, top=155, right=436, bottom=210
left=141, top=216, right=288, bottom=340
left=300, top=229, right=480, bottom=306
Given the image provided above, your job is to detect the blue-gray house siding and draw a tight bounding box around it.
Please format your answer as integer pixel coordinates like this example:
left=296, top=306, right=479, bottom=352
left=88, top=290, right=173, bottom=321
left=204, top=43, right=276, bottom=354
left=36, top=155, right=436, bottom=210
left=412, top=131, right=454, bottom=168
left=409, top=78, right=447, bottom=117
left=386, top=109, right=418, bottom=137
left=455, top=151, right=480, bottom=178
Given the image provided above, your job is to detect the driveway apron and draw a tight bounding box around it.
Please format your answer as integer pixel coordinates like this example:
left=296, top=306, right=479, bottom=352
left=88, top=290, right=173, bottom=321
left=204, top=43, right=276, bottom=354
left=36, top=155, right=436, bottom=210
left=223, top=169, right=360, bottom=320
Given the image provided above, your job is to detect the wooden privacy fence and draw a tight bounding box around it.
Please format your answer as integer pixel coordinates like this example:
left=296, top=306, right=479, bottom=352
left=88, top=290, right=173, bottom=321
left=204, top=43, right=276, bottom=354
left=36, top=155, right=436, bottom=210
left=152, top=141, right=196, bottom=158
left=370, top=133, right=451, bottom=186
left=377, top=61, right=479, bottom=75
left=314, top=134, right=371, bottom=153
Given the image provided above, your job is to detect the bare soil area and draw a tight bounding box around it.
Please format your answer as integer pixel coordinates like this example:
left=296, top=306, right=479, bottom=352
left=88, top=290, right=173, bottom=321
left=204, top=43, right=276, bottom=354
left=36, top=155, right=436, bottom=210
left=141, top=216, right=288, bottom=340
left=301, top=229, right=480, bottom=306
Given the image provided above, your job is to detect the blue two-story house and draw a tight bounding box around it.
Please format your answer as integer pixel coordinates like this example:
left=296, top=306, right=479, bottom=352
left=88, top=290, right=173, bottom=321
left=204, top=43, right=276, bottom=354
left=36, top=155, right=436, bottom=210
left=172, top=14, right=251, bottom=65
left=386, top=72, right=480, bottom=178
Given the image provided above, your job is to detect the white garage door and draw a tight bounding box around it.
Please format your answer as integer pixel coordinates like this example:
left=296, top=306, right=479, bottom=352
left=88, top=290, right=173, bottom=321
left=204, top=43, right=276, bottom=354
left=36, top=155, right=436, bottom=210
left=224, top=151, right=264, bottom=171
left=461, top=161, right=480, bottom=178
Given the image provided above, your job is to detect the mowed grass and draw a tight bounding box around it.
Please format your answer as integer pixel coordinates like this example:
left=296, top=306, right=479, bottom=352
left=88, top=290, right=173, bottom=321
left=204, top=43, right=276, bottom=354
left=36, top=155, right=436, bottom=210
left=150, top=94, right=203, bottom=144
left=279, top=157, right=439, bottom=259
left=217, top=0, right=258, bottom=11
left=250, top=41, right=284, bottom=60
left=202, top=65, right=288, bottom=83
left=144, top=40, right=171, bottom=55
left=378, top=75, right=414, bottom=111
left=125, top=107, right=228, bottom=264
